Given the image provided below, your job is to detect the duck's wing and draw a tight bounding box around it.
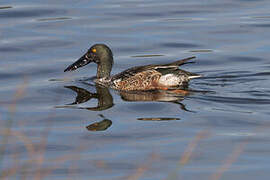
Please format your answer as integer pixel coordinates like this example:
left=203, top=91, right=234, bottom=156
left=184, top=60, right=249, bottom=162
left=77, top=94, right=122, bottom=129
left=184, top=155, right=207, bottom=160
left=110, top=65, right=162, bottom=91
left=110, top=65, right=158, bottom=82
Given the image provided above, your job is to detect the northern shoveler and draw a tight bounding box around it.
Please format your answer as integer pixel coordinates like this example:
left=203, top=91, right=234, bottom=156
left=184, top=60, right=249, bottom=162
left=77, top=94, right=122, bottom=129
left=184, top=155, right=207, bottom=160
left=64, top=44, right=201, bottom=91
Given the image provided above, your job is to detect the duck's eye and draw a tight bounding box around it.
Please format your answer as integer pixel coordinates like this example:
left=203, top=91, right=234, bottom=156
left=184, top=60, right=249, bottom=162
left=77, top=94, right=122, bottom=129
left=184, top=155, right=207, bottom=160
left=92, top=48, right=97, bottom=53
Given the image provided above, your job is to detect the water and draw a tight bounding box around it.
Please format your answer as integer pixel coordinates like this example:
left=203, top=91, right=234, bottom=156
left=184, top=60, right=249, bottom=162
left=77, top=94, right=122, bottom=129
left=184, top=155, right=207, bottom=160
left=1, top=0, right=270, bottom=179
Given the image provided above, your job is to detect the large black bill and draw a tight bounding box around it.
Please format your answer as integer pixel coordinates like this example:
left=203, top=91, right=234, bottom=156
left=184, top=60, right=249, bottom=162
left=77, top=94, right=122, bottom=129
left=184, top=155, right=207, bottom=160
left=64, top=54, right=93, bottom=72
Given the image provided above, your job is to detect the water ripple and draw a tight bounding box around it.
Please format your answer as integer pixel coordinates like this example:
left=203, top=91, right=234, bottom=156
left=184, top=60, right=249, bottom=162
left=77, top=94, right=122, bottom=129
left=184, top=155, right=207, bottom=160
left=0, top=7, right=65, bottom=19
left=161, top=42, right=201, bottom=48
left=195, top=95, right=270, bottom=105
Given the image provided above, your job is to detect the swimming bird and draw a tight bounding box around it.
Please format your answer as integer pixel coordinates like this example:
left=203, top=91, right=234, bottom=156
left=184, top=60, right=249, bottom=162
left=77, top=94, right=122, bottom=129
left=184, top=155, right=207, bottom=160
left=64, top=44, right=200, bottom=91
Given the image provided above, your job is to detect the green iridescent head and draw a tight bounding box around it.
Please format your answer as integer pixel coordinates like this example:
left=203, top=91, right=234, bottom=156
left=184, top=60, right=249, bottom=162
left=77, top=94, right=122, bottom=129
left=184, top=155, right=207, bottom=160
left=64, top=44, right=113, bottom=78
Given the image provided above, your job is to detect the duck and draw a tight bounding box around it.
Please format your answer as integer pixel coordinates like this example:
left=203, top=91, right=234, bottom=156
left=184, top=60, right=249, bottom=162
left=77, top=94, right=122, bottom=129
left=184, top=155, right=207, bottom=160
left=64, top=44, right=201, bottom=91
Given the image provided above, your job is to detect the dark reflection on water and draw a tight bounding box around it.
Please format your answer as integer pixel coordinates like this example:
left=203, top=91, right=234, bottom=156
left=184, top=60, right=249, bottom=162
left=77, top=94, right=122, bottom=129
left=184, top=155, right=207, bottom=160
left=2, top=0, right=270, bottom=179
left=64, top=86, right=94, bottom=105
left=161, top=42, right=201, bottom=48
left=0, top=6, right=12, bottom=10
left=119, top=90, right=196, bottom=112
left=59, top=84, right=114, bottom=111
left=86, top=114, right=112, bottom=131
left=37, top=17, right=72, bottom=22
left=57, top=82, right=193, bottom=131
left=62, top=82, right=193, bottom=109
left=137, top=117, right=180, bottom=121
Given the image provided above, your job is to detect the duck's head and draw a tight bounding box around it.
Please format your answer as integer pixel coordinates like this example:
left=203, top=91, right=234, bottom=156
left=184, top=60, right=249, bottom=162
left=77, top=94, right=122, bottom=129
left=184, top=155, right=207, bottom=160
left=64, top=44, right=113, bottom=78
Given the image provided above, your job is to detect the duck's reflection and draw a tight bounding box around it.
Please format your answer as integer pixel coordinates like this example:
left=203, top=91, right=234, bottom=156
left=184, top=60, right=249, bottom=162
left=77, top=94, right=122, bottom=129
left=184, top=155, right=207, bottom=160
left=86, top=114, right=112, bottom=131
left=64, top=84, right=113, bottom=111
left=63, top=84, right=191, bottom=111
left=59, top=84, right=193, bottom=131
left=119, top=90, right=192, bottom=112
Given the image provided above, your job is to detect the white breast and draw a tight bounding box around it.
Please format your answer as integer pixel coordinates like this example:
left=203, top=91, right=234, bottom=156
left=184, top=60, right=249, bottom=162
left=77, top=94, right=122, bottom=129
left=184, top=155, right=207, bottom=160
left=158, top=74, right=181, bottom=86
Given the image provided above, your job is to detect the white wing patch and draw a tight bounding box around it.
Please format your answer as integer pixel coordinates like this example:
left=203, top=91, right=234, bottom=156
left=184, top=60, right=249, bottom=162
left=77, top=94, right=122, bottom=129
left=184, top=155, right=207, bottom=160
left=158, top=74, right=181, bottom=86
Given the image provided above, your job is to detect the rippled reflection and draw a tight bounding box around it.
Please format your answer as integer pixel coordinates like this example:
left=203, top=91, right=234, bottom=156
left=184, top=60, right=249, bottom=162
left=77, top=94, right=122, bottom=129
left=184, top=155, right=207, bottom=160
left=86, top=114, right=112, bottom=131
left=56, top=83, right=195, bottom=131
left=61, top=83, right=193, bottom=111
left=137, top=117, right=180, bottom=121
left=119, top=90, right=193, bottom=112
left=59, top=84, right=114, bottom=111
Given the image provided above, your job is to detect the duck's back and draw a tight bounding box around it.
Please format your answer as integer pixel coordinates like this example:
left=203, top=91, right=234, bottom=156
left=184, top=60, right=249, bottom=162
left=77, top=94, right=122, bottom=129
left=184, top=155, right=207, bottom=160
left=107, top=57, right=200, bottom=91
